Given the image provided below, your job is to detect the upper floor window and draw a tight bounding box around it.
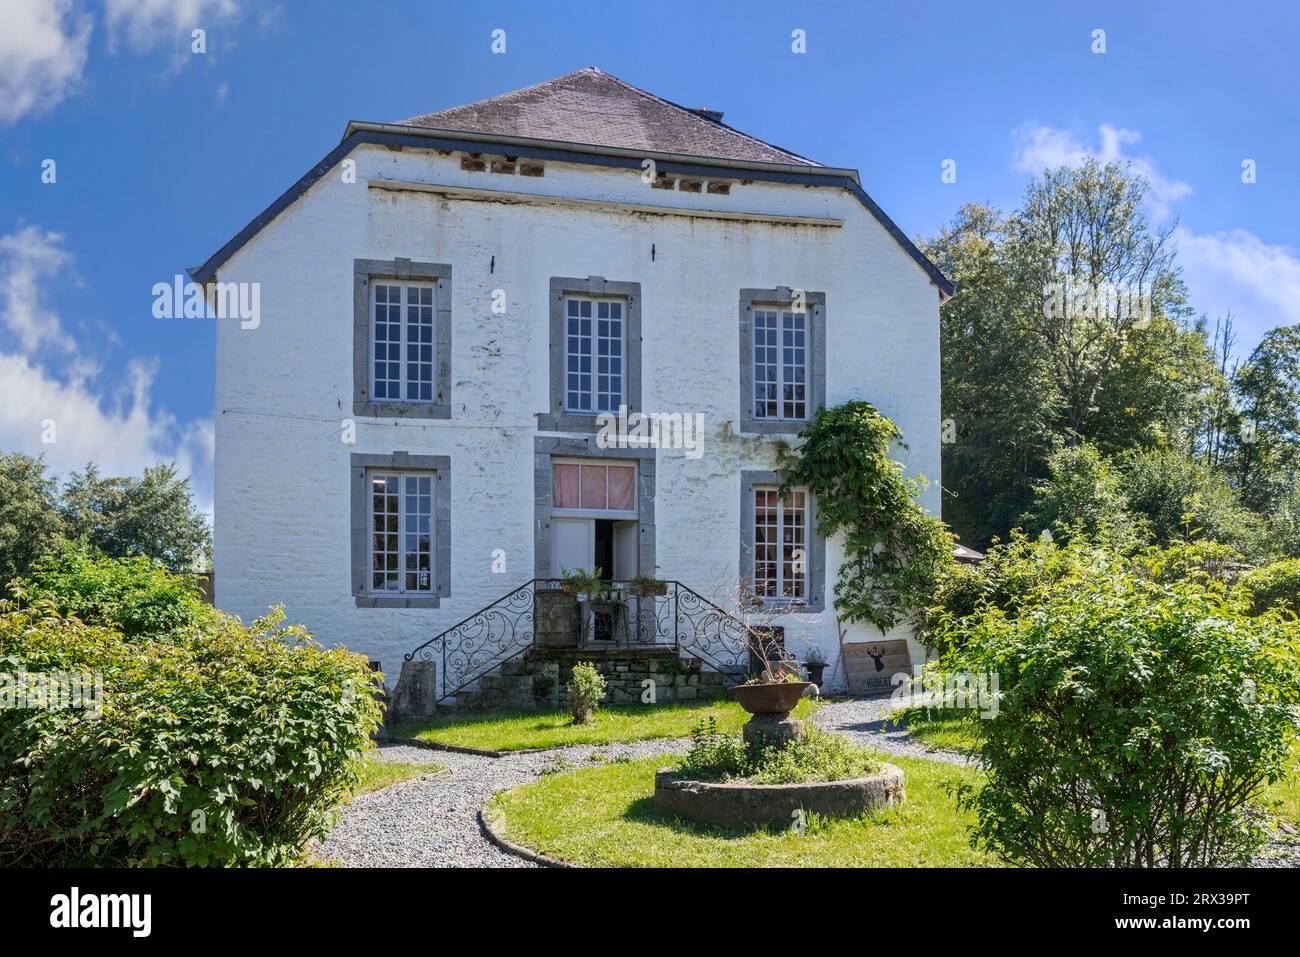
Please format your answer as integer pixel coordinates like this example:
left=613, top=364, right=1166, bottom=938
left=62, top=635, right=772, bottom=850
left=738, top=289, right=825, bottom=435
left=372, top=282, right=436, bottom=403
left=752, top=307, right=807, bottom=421
left=541, top=277, right=642, bottom=434
left=564, top=296, right=624, bottom=414
left=352, top=259, right=451, bottom=420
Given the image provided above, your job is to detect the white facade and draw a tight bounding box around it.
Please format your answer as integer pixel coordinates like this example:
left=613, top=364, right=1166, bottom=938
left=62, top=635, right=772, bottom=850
left=210, top=139, right=943, bottom=689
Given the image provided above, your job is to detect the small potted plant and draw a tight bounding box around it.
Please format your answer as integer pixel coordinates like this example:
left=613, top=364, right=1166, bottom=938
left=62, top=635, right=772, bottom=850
left=803, top=645, right=829, bottom=687
left=561, top=566, right=603, bottom=598
left=627, top=573, right=668, bottom=598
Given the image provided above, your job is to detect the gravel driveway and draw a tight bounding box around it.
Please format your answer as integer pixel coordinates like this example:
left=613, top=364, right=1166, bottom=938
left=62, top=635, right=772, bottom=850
left=318, top=738, right=691, bottom=868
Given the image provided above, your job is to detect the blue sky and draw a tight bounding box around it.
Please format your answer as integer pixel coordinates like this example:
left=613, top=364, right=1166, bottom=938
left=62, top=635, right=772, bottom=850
left=1, top=0, right=1297, bottom=511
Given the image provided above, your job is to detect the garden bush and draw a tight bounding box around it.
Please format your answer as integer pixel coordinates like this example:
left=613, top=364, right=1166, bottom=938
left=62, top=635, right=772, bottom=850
left=680, top=718, right=881, bottom=785
left=23, top=546, right=215, bottom=640
left=569, top=661, right=606, bottom=724
left=0, top=600, right=382, bottom=866
left=1241, top=558, right=1300, bottom=616
left=939, top=543, right=1300, bottom=867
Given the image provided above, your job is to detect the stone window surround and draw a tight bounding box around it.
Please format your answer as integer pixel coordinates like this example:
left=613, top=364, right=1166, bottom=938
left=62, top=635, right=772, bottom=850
left=538, top=276, right=643, bottom=434
left=738, top=287, right=827, bottom=435
left=738, top=469, right=826, bottom=613
left=351, top=452, right=451, bottom=608
left=353, top=258, right=452, bottom=419
left=533, top=436, right=655, bottom=578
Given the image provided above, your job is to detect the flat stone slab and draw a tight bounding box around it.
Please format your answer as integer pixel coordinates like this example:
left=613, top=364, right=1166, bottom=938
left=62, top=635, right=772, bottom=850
left=653, top=763, right=905, bottom=829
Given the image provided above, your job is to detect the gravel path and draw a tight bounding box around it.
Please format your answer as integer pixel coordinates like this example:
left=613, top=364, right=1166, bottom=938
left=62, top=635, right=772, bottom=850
left=318, top=738, right=691, bottom=868
left=811, top=695, right=974, bottom=765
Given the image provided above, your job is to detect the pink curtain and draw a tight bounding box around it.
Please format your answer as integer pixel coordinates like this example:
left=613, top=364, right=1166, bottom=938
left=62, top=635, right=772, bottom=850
left=553, top=464, right=580, bottom=508
left=580, top=465, right=607, bottom=509
left=607, top=465, right=635, bottom=510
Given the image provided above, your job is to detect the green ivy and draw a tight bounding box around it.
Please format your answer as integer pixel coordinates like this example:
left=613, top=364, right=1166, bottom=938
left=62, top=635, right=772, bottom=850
left=779, top=402, right=953, bottom=632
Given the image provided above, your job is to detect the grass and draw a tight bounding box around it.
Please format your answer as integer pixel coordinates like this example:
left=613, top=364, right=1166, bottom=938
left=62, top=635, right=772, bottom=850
left=1260, top=743, right=1300, bottom=826
left=488, top=752, right=995, bottom=867
left=351, top=756, right=443, bottom=797
left=391, top=696, right=822, bottom=752
left=890, top=706, right=984, bottom=754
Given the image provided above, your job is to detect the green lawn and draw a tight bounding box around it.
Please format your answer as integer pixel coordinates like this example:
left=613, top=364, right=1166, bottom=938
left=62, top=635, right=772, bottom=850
left=488, top=753, right=995, bottom=867
left=351, top=756, right=444, bottom=797
left=890, top=706, right=984, bottom=754
left=392, top=697, right=822, bottom=752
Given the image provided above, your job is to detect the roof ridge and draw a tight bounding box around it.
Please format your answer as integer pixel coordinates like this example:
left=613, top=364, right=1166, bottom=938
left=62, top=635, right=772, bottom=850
left=592, top=70, right=820, bottom=167
left=396, top=67, right=601, bottom=124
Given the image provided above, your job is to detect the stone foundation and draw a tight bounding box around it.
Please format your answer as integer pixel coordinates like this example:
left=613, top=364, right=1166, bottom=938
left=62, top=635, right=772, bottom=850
left=451, top=647, right=730, bottom=711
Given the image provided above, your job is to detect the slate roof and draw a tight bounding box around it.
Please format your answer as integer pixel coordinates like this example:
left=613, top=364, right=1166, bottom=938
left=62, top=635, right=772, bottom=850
left=398, top=67, right=819, bottom=167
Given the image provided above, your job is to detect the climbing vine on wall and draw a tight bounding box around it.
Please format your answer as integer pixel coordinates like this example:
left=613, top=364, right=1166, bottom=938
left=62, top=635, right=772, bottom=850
left=779, top=401, right=954, bottom=633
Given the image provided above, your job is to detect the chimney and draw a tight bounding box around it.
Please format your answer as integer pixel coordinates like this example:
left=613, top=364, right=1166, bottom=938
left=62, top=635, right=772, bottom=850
left=692, top=107, right=724, bottom=123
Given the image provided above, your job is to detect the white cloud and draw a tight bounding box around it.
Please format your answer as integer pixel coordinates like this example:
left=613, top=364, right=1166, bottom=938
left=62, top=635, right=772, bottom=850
left=103, top=0, right=241, bottom=55
left=0, top=0, right=92, bottom=125
left=0, top=225, right=212, bottom=511
left=0, top=226, right=78, bottom=354
left=1013, top=123, right=1192, bottom=220
left=1175, top=226, right=1300, bottom=348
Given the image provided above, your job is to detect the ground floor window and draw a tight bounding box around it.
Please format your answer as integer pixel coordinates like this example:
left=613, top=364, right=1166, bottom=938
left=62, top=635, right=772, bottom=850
left=752, top=486, right=807, bottom=600
left=369, top=472, right=434, bottom=595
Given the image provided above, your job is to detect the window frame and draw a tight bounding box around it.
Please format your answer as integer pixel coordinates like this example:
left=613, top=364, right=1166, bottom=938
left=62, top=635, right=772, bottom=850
left=738, top=288, right=826, bottom=435
left=540, top=276, right=642, bottom=434
left=353, top=258, right=452, bottom=420
left=550, top=456, right=638, bottom=519
left=562, top=295, right=627, bottom=415
left=365, top=470, right=437, bottom=598
left=751, top=484, right=809, bottom=601
left=351, top=453, right=451, bottom=608
left=739, top=469, right=825, bottom=612
left=369, top=280, right=438, bottom=405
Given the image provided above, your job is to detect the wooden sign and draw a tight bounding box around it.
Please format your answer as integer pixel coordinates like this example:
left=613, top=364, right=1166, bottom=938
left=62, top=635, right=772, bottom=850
left=842, top=640, right=912, bottom=694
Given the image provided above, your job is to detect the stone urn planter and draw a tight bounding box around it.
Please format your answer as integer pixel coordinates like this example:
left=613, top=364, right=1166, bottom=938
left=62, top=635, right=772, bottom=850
left=730, top=681, right=812, bottom=718
left=805, top=662, right=827, bottom=687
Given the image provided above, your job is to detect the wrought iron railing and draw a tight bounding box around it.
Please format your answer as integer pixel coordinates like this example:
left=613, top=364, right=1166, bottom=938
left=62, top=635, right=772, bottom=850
left=404, top=579, right=756, bottom=702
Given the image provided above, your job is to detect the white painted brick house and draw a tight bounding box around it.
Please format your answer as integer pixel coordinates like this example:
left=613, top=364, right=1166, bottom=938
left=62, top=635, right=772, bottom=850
left=193, top=68, right=953, bottom=699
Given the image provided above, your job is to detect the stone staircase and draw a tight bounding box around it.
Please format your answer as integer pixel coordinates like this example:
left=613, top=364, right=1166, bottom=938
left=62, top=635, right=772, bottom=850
left=449, top=645, right=730, bottom=711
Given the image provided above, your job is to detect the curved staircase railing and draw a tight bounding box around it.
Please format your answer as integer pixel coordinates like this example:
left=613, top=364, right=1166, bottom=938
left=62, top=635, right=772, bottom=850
left=405, top=579, right=757, bottom=703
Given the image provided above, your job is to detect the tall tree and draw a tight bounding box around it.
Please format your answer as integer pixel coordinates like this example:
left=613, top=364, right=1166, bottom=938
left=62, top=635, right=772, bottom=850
left=0, top=452, right=63, bottom=590
left=1007, top=159, right=1191, bottom=443
left=924, top=204, right=1059, bottom=548
left=59, top=463, right=211, bottom=571
left=1224, top=326, right=1300, bottom=512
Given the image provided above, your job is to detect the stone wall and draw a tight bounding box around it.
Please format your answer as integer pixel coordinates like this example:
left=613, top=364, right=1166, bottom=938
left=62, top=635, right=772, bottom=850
left=454, top=647, right=730, bottom=711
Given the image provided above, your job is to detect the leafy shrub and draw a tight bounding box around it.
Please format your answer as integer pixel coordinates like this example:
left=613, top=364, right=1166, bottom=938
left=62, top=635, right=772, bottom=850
left=24, top=546, right=214, bottom=640
left=569, top=662, right=606, bottom=724
left=1019, top=444, right=1139, bottom=545
left=1241, top=559, right=1300, bottom=616
left=940, top=545, right=1300, bottom=867
left=0, top=601, right=382, bottom=866
left=681, top=718, right=881, bottom=785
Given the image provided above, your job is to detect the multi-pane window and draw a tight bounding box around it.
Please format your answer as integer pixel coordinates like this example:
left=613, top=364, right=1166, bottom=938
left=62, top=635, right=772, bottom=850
left=753, top=308, right=807, bottom=421
left=372, top=282, right=435, bottom=403
left=752, top=486, right=807, bottom=600
left=565, top=296, right=624, bottom=413
left=369, top=472, right=434, bottom=595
